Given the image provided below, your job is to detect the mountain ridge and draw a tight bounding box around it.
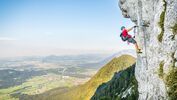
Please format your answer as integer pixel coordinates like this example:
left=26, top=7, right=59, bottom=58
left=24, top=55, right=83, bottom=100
left=91, top=64, right=138, bottom=100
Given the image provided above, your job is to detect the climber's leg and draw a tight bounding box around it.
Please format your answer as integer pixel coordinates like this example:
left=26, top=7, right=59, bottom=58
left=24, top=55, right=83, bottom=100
left=135, top=43, right=142, bottom=53
left=127, top=37, right=142, bottom=53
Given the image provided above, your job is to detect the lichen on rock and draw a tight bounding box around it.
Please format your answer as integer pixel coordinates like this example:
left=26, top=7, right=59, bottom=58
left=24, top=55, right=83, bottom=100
left=165, top=67, right=177, bottom=100
left=172, top=23, right=177, bottom=35
left=158, top=0, right=167, bottom=42
left=158, top=61, right=165, bottom=78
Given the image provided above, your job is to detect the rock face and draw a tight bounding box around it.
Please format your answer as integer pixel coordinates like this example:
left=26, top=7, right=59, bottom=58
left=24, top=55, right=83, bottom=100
left=91, top=64, right=138, bottom=100
left=119, top=0, right=177, bottom=99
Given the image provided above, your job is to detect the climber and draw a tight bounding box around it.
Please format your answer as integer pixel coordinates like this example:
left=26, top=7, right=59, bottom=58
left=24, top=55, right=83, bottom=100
left=120, top=26, right=142, bottom=53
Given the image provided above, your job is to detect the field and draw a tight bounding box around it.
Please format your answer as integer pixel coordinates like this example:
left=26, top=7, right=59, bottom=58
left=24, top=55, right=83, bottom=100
left=0, top=73, right=89, bottom=100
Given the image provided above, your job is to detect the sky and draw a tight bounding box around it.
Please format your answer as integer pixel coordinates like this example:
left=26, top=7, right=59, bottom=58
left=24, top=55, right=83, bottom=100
left=0, top=0, right=134, bottom=58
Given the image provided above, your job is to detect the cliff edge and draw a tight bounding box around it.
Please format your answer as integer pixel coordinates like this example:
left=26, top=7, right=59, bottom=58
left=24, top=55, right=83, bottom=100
left=119, top=0, right=177, bottom=99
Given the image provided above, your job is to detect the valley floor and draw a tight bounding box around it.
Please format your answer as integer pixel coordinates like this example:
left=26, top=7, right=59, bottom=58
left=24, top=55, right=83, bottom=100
left=0, top=73, right=90, bottom=100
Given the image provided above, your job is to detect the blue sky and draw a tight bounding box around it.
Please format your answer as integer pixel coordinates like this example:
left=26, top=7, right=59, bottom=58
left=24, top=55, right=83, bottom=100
left=0, top=0, right=134, bottom=57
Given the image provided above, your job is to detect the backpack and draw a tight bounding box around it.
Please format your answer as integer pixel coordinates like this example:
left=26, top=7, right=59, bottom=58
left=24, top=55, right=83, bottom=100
left=120, top=33, right=128, bottom=41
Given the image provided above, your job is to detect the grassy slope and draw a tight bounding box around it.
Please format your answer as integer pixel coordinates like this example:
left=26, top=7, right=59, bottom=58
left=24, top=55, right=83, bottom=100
left=52, top=55, right=135, bottom=100
left=91, top=64, right=138, bottom=100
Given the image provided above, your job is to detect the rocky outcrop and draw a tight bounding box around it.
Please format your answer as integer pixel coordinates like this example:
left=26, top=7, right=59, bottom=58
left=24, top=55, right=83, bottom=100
left=119, top=0, right=177, bottom=99
left=91, top=64, right=138, bottom=100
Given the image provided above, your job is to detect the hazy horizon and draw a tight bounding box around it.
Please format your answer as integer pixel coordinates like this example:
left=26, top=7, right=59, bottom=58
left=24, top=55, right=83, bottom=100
left=0, top=0, right=134, bottom=58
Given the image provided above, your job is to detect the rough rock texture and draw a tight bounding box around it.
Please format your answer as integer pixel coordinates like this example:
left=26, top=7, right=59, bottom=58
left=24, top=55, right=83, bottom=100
left=119, top=0, right=177, bottom=100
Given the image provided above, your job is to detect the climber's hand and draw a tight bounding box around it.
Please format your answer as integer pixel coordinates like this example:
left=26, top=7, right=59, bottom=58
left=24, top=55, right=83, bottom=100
left=133, top=36, right=135, bottom=38
left=134, top=26, right=138, bottom=28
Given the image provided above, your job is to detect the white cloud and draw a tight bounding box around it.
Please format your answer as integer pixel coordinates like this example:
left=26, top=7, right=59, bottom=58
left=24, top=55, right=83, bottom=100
left=0, top=37, right=17, bottom=41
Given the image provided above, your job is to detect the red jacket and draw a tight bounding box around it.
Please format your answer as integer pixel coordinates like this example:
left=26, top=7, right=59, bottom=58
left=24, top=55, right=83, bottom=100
left=122, top=29, right=132, bottom=38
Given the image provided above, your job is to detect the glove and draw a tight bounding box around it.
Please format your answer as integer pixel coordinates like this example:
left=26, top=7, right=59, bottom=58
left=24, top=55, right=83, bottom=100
left=134, top=26, right=138, bottom=28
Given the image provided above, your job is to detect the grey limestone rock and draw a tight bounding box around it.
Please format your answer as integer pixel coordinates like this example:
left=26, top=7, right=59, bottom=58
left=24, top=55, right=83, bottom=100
left=119, top=0, right=177, bottom=99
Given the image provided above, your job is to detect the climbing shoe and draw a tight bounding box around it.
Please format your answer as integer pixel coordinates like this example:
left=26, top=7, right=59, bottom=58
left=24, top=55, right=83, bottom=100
left=137, top=49, right=142, bottom=53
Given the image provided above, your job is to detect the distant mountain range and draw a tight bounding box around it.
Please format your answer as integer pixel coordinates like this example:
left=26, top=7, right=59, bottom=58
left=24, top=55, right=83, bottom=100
left=0, top=50, right=136, bottom=70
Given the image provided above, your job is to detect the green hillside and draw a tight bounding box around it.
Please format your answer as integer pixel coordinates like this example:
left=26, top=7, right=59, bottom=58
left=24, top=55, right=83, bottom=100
left=50, top=55, right=135, bottom=100
left=91, top=64, right=138, bottom=100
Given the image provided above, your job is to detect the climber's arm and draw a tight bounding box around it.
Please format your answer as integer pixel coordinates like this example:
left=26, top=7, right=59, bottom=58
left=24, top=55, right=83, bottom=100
left=127, top=26, right=135, bottom=32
